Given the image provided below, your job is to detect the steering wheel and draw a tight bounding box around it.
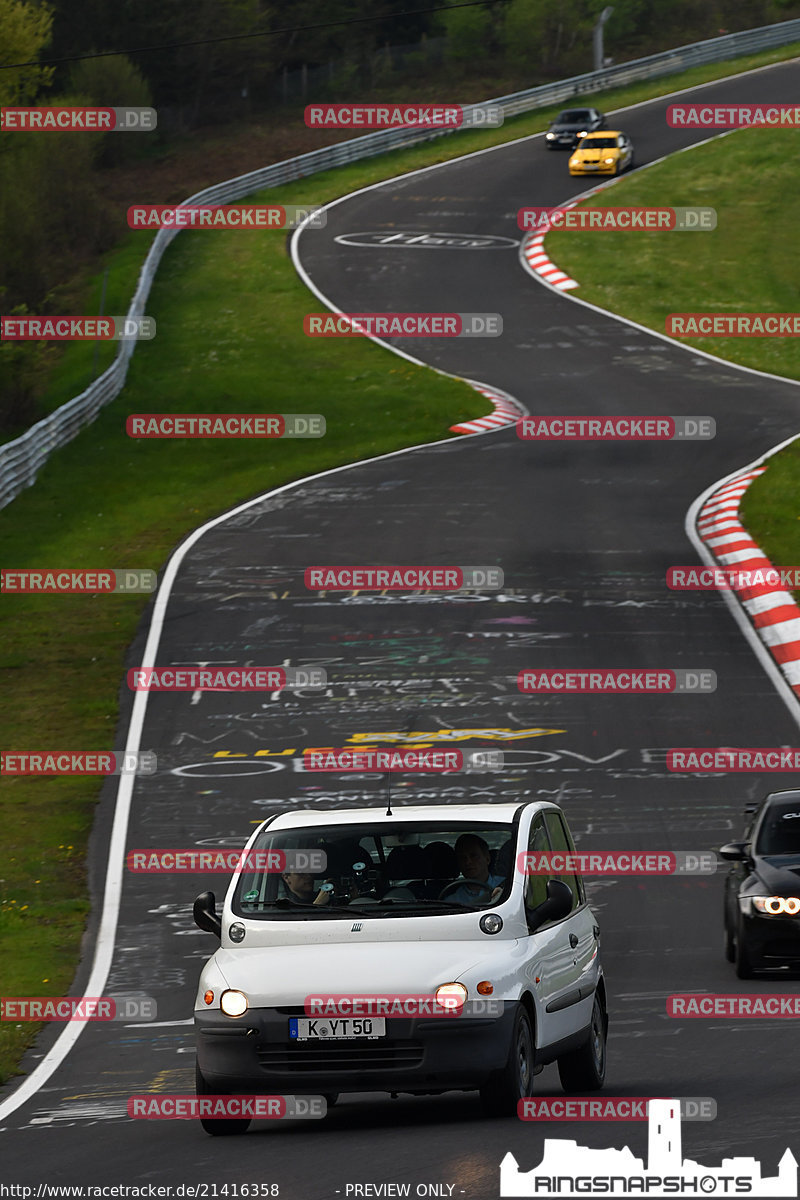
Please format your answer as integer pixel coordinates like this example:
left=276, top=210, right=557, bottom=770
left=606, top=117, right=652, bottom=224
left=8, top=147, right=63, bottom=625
left=437, top=879, right=495, bottom=901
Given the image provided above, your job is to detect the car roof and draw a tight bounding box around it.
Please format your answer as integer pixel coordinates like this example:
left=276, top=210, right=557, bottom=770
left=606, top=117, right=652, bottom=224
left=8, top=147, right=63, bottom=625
left=265, top=802, right=552, bottom=830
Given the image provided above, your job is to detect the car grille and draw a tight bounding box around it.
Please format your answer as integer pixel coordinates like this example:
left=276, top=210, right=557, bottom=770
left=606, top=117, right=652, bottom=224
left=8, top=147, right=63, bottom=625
left=257, top=1041, right=424, bottom=1072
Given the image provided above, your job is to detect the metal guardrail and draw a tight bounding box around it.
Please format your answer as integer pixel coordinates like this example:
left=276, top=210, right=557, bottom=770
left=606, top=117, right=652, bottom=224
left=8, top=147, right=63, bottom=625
left=2, top=17, right=799, bottom=510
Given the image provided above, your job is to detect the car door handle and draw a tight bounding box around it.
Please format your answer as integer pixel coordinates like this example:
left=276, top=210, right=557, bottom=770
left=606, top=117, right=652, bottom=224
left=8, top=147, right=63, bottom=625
left=569, top=933, right=579, bottom=949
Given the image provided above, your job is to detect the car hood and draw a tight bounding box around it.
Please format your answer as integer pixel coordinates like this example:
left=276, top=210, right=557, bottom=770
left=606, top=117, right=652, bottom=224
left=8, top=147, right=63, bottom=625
left=211, top=940, right=489, bottom=1006
left=572, top=147, right=617, bottom=160
left=754, top=855, right=800, bottom=892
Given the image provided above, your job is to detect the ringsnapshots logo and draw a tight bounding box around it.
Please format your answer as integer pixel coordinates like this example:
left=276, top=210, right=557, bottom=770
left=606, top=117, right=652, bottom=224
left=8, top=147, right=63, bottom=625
left=304, top=566, right=503, bottom=590
left=667, top=103, right=800, bottom=127
left=303, top=313, right=502, bottom=337
left=667, top=313, right=800, bottom=337
left=1, top=106, right=156, bottom=131
left=1, top=316, right=155, bottom=341
left=1, top=569, right=156, bottom=593
left=126, top=414, right=324, bottom=438
left=1, top=996, right=157, bottom=1022
left=518, top=669, right=716, bottom=694
left=1, top=751, right=156, bottom=776
left=128, top=1095, right=326, bottom=1120
left=304, top=103, right=503, bottom=128
left=126, top=848, right=327, bottom=873
left=127, top=667, right=327, bottom=692
left=518, top=207, right=716, bottom=232
left=128, top=204, right=325, bottom=230
left=302, top=748, right=503, bottom=773
left=500, top=1098, right=797, bottom=1197
left=517, top=417, right=715, bottom=441
left=517, top=851, right=717, bottom=876
left=518, top=1097, right=716, bottom=1122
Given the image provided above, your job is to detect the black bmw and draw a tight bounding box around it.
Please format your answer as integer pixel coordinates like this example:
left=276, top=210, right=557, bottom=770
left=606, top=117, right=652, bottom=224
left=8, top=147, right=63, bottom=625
left=721, top=790, right=800, bottom=977
left=544, top=107, right=606, bottom=149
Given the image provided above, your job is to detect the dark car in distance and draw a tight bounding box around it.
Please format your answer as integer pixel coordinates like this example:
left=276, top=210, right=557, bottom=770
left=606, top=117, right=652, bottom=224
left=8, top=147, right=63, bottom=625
left=722, top=790, right=800, bottom=977
left=545, top=108, right=606, bottom=149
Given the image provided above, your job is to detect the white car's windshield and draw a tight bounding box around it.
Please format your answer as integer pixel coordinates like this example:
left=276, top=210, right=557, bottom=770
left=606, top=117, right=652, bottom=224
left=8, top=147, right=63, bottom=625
left=232, top=820, right=516, bottom=918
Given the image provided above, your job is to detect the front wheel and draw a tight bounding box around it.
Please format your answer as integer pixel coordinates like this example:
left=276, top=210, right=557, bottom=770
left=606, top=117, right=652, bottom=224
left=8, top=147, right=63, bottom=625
left=557, top=994, right=607, bottom=1093
left=196, top=1061, right=251, bottom=1136
left=734, top=919, right=756, bottom=979
left=480, top=1003, right=534, bottom=1117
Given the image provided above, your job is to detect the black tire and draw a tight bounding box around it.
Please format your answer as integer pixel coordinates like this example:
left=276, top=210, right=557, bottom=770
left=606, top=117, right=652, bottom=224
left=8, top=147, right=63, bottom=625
left=479, top=1003, right=534, bottom=1118
left=723, top=908, right=735, bottom=962
left=734, top=918, right=756, bottom=979
left=557, top=994, right=607, bottom=1093
left=196, top=1061, right=251, bottom=1136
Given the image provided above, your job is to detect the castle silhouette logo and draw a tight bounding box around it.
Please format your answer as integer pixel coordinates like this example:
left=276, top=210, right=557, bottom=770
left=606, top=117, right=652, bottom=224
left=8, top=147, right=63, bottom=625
left=500, top=1099, right=797, bottom=1196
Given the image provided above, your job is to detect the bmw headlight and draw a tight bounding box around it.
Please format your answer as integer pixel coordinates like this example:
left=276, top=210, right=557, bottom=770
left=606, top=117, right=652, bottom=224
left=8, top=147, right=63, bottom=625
left=220, top=989, right=248, bottom=1016
left=577, top=130, right=587, bottom=138
left=604, top=157, right=615, bottom=164
left=546, top=132, right=556, bottom=140
left=752, top=896, right=800, bottom=915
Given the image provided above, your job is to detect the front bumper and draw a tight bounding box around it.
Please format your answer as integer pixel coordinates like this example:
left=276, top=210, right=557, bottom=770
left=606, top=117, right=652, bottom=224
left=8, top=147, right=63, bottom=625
left=196, top=1006, right=515, bottom=1095
left=569, top=162, right=616, bottom=175
left=740, top=912, right=800, bottom=964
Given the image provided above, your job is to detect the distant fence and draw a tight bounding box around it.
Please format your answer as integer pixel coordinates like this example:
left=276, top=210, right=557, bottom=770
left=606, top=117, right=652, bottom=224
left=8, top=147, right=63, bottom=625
left=3, top=17, right=799, bottom=510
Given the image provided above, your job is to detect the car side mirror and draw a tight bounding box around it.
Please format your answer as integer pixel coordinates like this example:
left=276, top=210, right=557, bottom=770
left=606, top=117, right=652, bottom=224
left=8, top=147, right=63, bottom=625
left=194, top=890, right=222, bottom=938
left=718, top=842, right=751, bottom=862
left=526, top=879, right=574, bottom=931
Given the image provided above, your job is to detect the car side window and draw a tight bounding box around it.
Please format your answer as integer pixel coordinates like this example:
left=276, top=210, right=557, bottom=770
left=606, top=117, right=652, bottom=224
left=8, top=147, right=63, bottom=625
left=543, top=811, right=584, bottom=910
left=525, top=815, right=551, bottom=911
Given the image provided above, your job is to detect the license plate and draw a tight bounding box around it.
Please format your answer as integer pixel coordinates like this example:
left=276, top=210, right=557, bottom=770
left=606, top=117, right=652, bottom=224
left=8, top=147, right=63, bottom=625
left=289, top=1017, right=386, bottom=1041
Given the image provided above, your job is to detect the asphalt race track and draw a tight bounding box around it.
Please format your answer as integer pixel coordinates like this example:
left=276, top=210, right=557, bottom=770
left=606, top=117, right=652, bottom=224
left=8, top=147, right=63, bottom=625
left=3, top=58, right=800, bottom=1200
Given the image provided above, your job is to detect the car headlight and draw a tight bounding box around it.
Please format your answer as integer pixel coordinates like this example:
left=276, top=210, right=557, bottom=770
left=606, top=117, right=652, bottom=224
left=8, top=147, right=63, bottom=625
left=752, top=896, right=800, bottom=915
left=577, top=131, right=587, bottom=138
left=604, top=157, right=615, bottom=164
left=546, top=132, right=556, bottom=139
left=435, top=982, right=468, bottom=1012
left=220, top=989, right=248, bottom=1016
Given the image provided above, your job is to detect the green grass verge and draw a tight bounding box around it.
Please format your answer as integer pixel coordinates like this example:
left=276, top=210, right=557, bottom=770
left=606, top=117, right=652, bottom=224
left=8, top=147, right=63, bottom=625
left=3, top=39, right=800, bottom=1086
left=739, top=441, right=800, bottom=584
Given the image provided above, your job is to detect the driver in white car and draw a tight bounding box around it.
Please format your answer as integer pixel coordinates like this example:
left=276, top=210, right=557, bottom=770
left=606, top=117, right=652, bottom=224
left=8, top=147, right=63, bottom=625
left=449, top=834, right=505, bottom=905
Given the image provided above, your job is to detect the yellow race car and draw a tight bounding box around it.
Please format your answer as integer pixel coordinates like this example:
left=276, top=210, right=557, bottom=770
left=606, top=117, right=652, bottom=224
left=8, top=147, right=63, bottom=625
left=568, top=131, right=634, bottom=177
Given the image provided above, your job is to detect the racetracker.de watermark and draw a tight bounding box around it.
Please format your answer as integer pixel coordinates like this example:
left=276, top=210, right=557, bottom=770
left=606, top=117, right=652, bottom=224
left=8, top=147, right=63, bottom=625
left=1, top=317, right=155, bottom=341
left=518, top=1097, right=716, bottom=1121
left=667, top=103, right=800, bottom=127
left=517, top=851, right=717, bottom=875
left=128, top=1095, right=326, bottom=1119
left=127, top=205, right=325, bottom=229
left=1, top=751, right=156, bottom=776
left=667, top=566, right=800, bottom=589
left=304, top=566, right=503, bottom=589
left=302, top=748, right=502, bottom=772
left=303, top=313, right=502, bottom=337
left=518, top=207, right=716, bottom=231
left=1, top=996, right=157, bottom=1021
left=303, top=995, right=503, bottom=1017
left=127, top=667, right=326, bottom=691
left=668, top=994, right=800, bottom=1017
left=126, top=848, right=327, bottom=873
left=518, top=669, right=716, bottom=693
left=667, top=748, right=800, bottom=772
left=1, top=569, right=156, bottom=593
left=126, top=414, right=324, bottom=438
left=667, top=313, right=800, bottom=336
left=304, top=103, right=503, bottom=128
left=1, top=106, right=156, bottom=131
left=517, top=417, right=715, bottom=440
